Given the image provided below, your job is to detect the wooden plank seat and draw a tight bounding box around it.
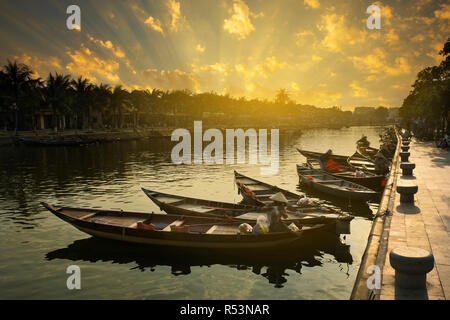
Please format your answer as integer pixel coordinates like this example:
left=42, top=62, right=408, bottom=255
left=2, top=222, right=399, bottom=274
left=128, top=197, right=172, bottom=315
left=162, top=220, right=184, bottom=231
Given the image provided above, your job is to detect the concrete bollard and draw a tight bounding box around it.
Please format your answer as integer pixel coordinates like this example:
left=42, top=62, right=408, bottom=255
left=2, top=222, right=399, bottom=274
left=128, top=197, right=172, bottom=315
left=401, top=146, right=410, bottom=152
left=402, top=141, right=410, bottom=146
left=400, top=162, right=415, bottom=176
left=390, top=247, right=434, bottom=289
left=400, top=152, right=410, bottom=162
left=397, top=183, right=418, bottom=204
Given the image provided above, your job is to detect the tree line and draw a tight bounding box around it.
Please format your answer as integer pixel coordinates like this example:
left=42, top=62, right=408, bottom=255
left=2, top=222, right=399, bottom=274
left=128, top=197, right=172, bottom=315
left=0, top=60, right=393, bottom=134
left=399, top=38, right=450, bottom=134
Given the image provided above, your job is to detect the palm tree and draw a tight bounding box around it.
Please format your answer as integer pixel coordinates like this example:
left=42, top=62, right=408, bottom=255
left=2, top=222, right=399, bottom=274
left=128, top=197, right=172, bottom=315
left=92, top=83, right=111, bottom=129
left=41, top=73, right=71, bottom=133
left=110, top=85, right=130, bottom=129
left=71, top=76, right=94, bottom=130
left=274, top=88, right=291, bottom=105
left=2, top=60, right=35, bottom=135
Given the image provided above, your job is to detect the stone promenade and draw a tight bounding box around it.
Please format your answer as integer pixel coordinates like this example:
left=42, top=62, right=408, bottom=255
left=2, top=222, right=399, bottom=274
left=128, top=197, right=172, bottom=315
left=380, top=140, right=450, bottom=300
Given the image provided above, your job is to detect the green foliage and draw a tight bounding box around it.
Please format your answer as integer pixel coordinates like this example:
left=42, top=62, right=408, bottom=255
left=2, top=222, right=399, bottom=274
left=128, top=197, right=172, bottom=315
left=400, top=38, right=450, bottom=126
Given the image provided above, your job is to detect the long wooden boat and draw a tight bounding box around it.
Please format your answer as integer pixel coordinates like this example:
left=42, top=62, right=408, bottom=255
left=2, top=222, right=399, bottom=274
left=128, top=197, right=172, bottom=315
left=296, top=164, right=378, bottom=202
left=234, top=171, right=304, bottom=207
left=141, top=188, right=353, bottom=229
left=356, top=145, right=378, bottom=160
left=347, top=151, right=376, bottom=172
left=41, top=202, right=330, bottom=249
left=141, top=188, right=260, bottom=217
left=297, top=148, right=349, bottom=167
left=297, top=148, right=378, bottom=174
left=304, top=158, right=386, bottom=191
left=233, top=171, right=345, bottom=214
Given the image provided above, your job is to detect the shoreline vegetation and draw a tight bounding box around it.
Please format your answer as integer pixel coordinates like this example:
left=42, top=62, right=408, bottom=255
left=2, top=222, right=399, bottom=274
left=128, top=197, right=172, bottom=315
left=1, top=58, right=397, bottom=147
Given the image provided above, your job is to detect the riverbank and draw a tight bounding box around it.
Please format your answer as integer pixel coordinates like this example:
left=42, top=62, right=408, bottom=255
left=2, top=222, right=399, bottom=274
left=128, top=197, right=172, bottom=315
left=0, top=127, right=175, bottom=147
left=351, top=136, right=450, bottom=300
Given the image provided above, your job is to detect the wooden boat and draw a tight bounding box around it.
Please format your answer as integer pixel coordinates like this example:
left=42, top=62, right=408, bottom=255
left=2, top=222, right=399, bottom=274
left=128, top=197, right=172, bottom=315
left=141, top=188, right=259, bottom=217
left=297, top=148, right=378, bottom=173
left=41, top=202, right=331, bottom=249
left=233, top=171, right=344, bottom=213
left=297, top=148, right=349, bottom=167
left=296, top=164, right=378, bottom=202
left=356, top=145, right=379, bottom=160
left=347, top=151, right=377, bottom=172
left=234, top=171, right=304, bottom=207
left=304, top=158, right=386, bottom=191
left=142, top=188, right=353, bottom=230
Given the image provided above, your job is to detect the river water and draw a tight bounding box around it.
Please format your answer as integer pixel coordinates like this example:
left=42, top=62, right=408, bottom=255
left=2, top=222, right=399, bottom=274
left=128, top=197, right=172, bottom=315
left=0, top=126, right=385, bottom=299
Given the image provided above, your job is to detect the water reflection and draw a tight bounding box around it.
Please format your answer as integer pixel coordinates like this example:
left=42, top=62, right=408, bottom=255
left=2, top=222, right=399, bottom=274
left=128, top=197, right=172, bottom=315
left=0, top=126, right=384, bottom=298
left=46, top=233, right=352, bottom=288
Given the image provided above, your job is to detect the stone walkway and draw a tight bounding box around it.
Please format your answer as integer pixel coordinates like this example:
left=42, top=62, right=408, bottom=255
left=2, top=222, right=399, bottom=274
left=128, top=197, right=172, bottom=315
left=380, top=140, right=450, bottom=300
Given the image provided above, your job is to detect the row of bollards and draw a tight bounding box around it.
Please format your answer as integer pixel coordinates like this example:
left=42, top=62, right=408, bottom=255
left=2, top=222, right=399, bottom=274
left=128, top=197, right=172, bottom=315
left=390, top=135, right=435, bottom=290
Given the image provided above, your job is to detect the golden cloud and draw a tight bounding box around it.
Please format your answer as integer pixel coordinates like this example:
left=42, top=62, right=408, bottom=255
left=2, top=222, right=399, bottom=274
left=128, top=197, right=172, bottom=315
left=304, top=0, right=320, bottom=9
left=317, top=13, right=366, bottom=53
left=144, top=16, right=165, bottom=35
left=223, top=0, right=256, bottom=40
left=350, top=48, right=411, bottom=76
left=167, top=0, right=183, bottom=32
left=66, top=45, right=120, bottom=83
left=142, top=68, right=199, bottom=91
left=434, top=4, right=450, bottom=20
left=88, top=35, right=125, bottom=58
left=12, top=53, right=62, bottom=79
left=350, top=81, right=368, bottom=97
left=254, top=56, right=290, bottom=79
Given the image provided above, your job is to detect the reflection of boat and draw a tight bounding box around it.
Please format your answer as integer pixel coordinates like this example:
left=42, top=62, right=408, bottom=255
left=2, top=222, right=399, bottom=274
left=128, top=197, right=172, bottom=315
left=304, top=158, right=386, bottom=191
left=296, top=164, right=378, bottom=202
left=41, top=202, right=334, bottom=250
left=45, top=233, right=352, bottom=288
left=141, top=188, right=353, bottom=230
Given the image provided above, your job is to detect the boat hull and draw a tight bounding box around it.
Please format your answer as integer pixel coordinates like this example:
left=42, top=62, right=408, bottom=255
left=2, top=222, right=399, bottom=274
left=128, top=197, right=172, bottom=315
left=296, top=165, right=377, bottom=202
left=42, top=203, right=323, bottom=250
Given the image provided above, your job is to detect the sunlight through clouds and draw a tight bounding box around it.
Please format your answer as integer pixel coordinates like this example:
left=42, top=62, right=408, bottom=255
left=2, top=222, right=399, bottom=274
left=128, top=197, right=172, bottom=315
left=144, top=16, right=165, bottom=35
left=223, top=0, right=256, bottom=40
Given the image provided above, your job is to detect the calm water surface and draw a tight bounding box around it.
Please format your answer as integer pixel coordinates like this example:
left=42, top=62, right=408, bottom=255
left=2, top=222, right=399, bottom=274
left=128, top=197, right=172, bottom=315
left=0, top=126, right=385, bottom=299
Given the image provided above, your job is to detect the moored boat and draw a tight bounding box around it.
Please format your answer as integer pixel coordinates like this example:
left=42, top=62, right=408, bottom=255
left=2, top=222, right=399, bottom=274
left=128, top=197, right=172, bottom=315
left=297, top=148, right=349, bottom=167
left=142, top=188, right=353, bottom=230
left=347, top=151, right=377, bottom=172
left=304, top=158, right=386, bottom=191
left=296, top=164, right=378, bottom=202
left=41, top=202, right=331, bottom=249
left=356, top=144, right=379, bottom=160
left=141, top=188, right=259, bottom=217
left=297, top=148, right=379, bottom=174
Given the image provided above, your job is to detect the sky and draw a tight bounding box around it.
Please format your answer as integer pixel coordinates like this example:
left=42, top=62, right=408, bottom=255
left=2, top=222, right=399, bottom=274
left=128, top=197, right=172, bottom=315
left=0, top=0, right=449, bottom=108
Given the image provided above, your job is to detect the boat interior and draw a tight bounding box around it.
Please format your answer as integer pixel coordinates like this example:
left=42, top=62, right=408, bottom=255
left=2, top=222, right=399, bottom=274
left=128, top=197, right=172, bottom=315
left=55, top=206, right=244, bottom=234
